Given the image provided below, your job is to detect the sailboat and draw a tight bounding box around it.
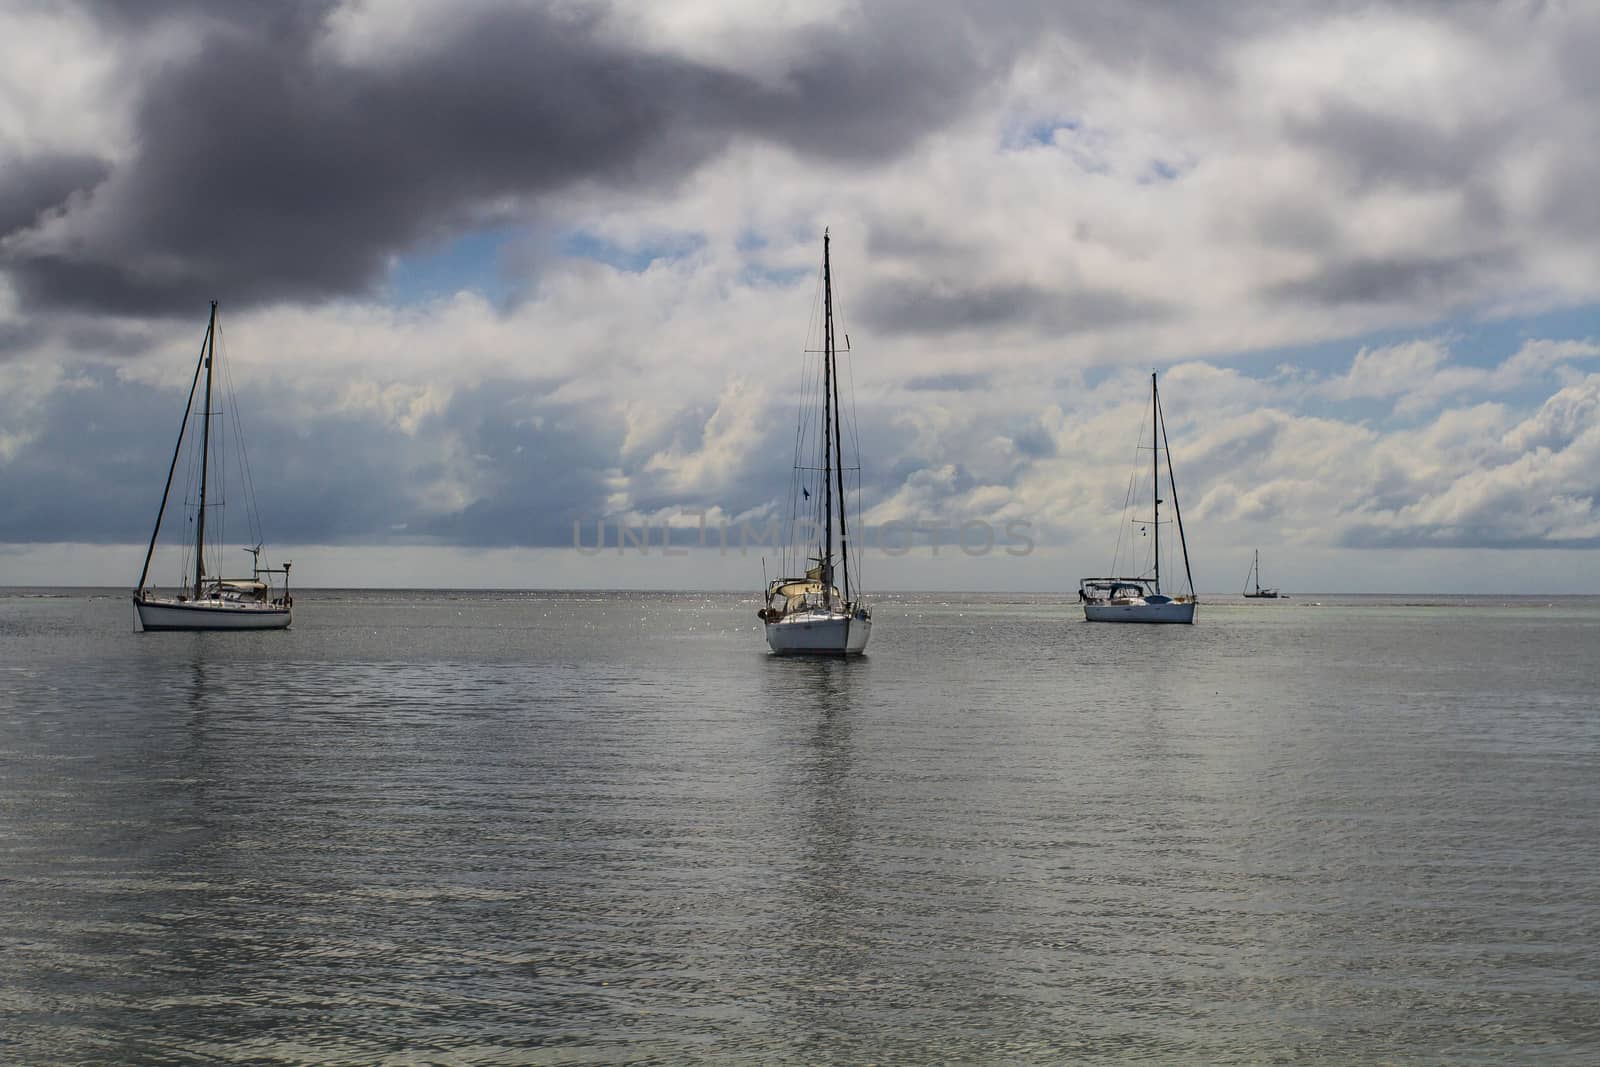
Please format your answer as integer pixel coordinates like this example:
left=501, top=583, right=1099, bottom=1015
left=1242, top=549, right=1282, bottom=598
left=132, top=301, right=293, bottom=631
left=756, top=230, right=871, bottom=655
left=1080, top=371, right=1198, bottom=624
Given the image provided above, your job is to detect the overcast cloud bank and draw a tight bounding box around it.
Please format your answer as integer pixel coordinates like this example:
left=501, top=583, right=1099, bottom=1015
left=3, top=1, right=1599, bottom=590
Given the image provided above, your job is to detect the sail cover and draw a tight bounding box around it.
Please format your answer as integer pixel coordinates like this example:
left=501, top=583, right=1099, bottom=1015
left=215, top=579, right=268, bottom=593
left=769, top=578, right=842, bottom=609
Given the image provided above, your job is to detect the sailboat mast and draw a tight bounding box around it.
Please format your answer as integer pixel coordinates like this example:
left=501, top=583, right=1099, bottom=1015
left=1157, top=388, right=1196, bottom=599
left=135, top=314, right=210, bottom=592
left=827, top=235, right=850, bottom=602
left=1152, top=372, right=1160, bottom=595
left=1254, top=549, right=1260, bottom=594
left=194, top=300, right=217, bottom=599
left=821, top=231, right=835, bottom=597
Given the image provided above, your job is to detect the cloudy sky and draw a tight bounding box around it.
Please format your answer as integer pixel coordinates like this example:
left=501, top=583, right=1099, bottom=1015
left=3, top=0, right=1600, bottom=592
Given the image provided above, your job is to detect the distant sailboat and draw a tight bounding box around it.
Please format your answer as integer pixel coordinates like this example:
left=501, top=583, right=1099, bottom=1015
left=1242, top=549, right=1283, bottom=599
left=132, top=302, right=293, bottom=631
left=1080, top=372, right=1198, bottom=624
left=756, top=230, right=871, bottom=655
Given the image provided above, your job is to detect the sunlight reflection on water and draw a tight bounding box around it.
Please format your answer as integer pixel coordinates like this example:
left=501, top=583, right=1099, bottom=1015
left=1, top=591, right=1597, bottom=1062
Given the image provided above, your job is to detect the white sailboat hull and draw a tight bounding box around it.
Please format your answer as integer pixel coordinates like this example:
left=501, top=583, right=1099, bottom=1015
left=1084, top=599, right=1196, bottom=624
left=765, top=611, right=871, bottom=655
left=134, top=596, right=291, bottom=632
left=1079, top=372, right=1199, bottom=628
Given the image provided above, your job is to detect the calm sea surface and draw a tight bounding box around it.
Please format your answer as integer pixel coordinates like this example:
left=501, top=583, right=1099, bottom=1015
left=1, top=589, right=1596, bottom=1064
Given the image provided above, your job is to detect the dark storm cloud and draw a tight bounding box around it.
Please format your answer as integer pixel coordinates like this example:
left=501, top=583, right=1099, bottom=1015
left=410, top=381, right=626, bottom=547
left=1521, top=20, right=1600, bottom=245
left=0, top=153, right=111, bottom=237
left=1284, top=102, right=1513, bottom=196
left=0, top=368, right=216, bottom=545
left=2, top=0, right=1013, bottom=316
left=862, top=277, right=1167, bottom=336
left=0, top=366, right=623, bottom=548
left=0, top=305, right=175, bottom=363
left=0, top=370, right=357, bottom=544
left=0, top=319, right=46, bottom=356
left=1267, top=252, right=1509, bottom=309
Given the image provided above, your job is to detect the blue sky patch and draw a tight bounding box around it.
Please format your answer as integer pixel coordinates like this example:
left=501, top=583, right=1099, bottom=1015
left=560, top=230, right=706, bottom=272
left=1138, top=159, right=1182, bottom=184
left=1003, top=116, right=1080, bottom=150
left=386, top=228, right=520, bottom=306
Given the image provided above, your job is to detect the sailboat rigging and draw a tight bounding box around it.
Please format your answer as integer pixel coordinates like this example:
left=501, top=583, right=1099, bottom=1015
left=132, top=301, right=293, bottom=631
left=1242, top=549, right=1283, bottom=598
left=1079, top=371, right=1198, bottom=624
left=757, top=230, right=871, bottom=655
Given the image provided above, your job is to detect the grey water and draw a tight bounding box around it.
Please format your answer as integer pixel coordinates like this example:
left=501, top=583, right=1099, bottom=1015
left=1, top=589, right=1597, bottom=1064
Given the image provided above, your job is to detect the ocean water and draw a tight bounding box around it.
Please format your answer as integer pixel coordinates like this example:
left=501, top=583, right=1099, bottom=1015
left=1, top=588, right=1597, bottom=1064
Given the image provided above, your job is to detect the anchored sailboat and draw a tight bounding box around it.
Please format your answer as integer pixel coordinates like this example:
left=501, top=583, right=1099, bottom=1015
left=1242, top=549, right=1282, bottom=598
left=132, top=301, right=293, bottom=632
left=1080, top=372, right=1197, bottom=624
left=757, top=230, right=871, bottom=655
